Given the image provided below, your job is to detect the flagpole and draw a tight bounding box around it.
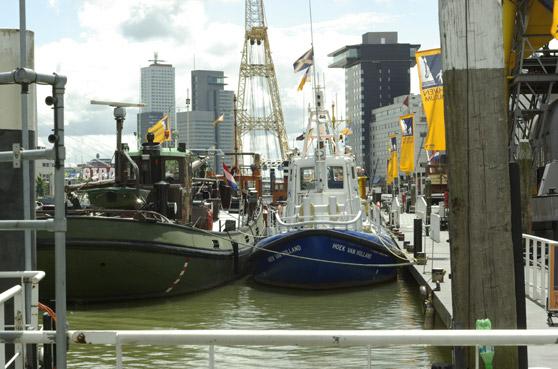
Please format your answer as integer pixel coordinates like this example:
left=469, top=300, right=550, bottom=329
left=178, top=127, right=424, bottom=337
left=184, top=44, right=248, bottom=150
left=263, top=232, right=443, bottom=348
left=308, top=0, right=317, bottom=107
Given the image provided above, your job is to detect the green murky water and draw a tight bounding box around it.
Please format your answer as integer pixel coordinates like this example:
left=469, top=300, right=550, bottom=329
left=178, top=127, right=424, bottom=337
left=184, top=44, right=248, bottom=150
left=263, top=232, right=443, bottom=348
left=65, top=274, right=449, bottom=368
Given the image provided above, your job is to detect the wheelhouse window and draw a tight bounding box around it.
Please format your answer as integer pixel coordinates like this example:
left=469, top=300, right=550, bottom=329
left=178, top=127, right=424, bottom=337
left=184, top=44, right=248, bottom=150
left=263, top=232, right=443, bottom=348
left=328, top=166, right=344, bottom=189
left=300, top=167, right=316, bottom=190
left=164, top=159, right=181, bottom=183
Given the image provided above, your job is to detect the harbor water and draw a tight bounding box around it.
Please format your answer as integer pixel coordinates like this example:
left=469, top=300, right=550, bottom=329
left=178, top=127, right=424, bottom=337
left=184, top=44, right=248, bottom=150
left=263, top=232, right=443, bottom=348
left=66, top=273, right=449, bottom=368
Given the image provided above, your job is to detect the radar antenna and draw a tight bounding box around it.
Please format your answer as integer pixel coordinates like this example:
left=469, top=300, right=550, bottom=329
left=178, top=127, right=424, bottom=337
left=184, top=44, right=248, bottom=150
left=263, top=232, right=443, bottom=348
left=90, top=100, right=144, bottom=184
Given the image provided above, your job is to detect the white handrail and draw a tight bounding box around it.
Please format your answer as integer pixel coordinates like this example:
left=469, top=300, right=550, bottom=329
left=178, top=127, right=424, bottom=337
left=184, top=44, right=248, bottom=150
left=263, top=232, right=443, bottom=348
left=1, top=329, right=556, bottom=369
left=0, top=271, right=46, bottom=283
left=523, top=233, right=555, bottom=307
left=0, top=329, right=555, bottom=346
left=275, top=210, right=362, bottom=228
left=0, top=285, right=22, bottom=305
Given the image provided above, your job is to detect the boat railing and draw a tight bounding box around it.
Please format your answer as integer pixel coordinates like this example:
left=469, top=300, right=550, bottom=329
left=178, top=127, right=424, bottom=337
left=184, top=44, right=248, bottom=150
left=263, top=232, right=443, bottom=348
left=274, top=210, right=362, bottom=231
left=523, top=233, right=555, bottom=308
left=38, top=208, right=174, bottom=223
left=0, top=271, right=45, bottom=368
left=0, top=328, right=556, bottom=369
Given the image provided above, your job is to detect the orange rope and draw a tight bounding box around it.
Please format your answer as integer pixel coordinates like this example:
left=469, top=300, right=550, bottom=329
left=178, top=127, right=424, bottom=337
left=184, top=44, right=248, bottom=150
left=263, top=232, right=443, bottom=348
left=38, top=302, right=57, bottom=324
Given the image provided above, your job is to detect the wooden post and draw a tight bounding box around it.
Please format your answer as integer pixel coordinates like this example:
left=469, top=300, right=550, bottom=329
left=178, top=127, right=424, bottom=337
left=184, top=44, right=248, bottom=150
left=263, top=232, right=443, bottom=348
left=439, top=1, right=518, bottom=369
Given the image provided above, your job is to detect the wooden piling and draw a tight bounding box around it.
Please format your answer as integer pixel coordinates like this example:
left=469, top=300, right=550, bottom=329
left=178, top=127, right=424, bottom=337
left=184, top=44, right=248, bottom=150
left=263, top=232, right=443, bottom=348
left=439, top=1, right=518, bottom=368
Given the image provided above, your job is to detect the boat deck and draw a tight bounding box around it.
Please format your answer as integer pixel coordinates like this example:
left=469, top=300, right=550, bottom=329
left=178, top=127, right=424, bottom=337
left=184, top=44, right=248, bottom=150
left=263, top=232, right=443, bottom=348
left=212, top=210, right=242, bottom=232
left=393, top=212, right=557, bottom=368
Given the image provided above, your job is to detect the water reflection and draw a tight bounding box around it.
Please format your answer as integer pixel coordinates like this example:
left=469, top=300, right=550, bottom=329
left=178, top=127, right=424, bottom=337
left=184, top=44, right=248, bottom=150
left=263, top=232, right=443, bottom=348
left=67, top=273, right=449, bottom=368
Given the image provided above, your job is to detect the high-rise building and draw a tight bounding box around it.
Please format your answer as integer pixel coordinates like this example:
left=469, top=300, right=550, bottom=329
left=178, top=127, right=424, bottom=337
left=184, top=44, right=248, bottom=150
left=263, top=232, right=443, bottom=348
left=369, top=94, right=427, bottom=183
left=328, top=32, right=419, bottom=174
left=138, top=54, right=175, bottom=143
left=177, top=70, right=234, bottom=172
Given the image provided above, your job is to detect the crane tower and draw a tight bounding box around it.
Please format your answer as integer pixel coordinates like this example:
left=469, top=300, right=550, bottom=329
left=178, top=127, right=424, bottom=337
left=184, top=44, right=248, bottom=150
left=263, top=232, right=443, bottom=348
left=236, top=0, right=289, bottom=160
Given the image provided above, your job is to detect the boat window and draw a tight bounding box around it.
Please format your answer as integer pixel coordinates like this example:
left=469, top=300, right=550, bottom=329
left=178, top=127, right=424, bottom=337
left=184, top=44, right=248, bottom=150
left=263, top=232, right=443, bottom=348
left=164, top=159, right=180, bottom=183
left=351, top=166, right=356, bottom=179
left=300, top=167, right=316, bottom=190
left=327, top=166, right=344, bottom=189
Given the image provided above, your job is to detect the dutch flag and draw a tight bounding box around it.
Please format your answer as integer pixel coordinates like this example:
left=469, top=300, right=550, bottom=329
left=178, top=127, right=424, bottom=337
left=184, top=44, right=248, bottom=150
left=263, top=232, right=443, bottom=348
left=223, top=163, right=238, bottom=191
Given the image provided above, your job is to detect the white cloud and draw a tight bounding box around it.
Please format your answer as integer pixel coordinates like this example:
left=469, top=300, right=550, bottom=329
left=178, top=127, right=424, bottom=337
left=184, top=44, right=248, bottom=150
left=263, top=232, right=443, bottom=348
left=35, top=0, right=395, bottom=162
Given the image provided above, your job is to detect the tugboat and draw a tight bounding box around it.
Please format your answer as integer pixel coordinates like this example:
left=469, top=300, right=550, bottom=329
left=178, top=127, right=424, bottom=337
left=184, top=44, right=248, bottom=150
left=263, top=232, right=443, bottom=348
left=250, top=89, right=408, bottom=289
left=37, top=102, right=265, bottom=302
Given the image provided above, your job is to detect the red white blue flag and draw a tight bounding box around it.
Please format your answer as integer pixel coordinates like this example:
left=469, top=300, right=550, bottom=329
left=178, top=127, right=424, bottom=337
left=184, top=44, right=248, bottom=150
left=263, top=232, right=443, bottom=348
left=223, top=163, right=238, bottom=191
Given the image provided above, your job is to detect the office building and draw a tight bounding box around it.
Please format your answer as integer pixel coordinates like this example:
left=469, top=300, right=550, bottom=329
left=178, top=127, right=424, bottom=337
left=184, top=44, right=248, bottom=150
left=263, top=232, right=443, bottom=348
left=329, top=32, right=419, bottom=174
left=139, top=55, right=176, bottom=143
left=177, top=70, right=234, bottom=173
left=369, top=94, right=427, bottom=184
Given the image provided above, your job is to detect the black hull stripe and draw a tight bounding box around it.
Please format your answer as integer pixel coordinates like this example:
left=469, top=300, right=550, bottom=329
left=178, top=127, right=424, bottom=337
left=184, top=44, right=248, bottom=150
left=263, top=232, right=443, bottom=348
left=38, top=239, right=253, bottom=259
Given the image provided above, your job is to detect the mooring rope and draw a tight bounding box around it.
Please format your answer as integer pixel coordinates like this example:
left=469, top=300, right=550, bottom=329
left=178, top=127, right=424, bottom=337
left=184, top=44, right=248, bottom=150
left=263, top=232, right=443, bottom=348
left=188, top=207, right=415, bottom=268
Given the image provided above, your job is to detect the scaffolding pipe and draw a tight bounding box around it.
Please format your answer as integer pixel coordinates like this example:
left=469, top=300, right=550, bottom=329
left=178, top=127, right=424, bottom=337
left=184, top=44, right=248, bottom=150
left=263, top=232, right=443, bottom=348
left=1, top=329, right=557, bottom=346
left=0, top=148, right=55, bottom=162
left=0, top=68, right=58, bottom=86
left=0, top=219, right=55, bottom=231
left=53, top=74, right=67, bottom=369
left=18, top=4, right=34, bottom=356
left=0, top=61, right=67, bottom=369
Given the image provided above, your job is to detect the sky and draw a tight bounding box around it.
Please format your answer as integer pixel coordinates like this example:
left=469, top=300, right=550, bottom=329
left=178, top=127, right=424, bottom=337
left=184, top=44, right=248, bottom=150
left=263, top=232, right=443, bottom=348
left=0, top=0, right=440, bottom=164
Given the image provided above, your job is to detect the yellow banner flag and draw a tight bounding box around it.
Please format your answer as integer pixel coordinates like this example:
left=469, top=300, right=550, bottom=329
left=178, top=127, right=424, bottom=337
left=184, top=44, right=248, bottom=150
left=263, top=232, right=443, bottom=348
left=416, top=48, right=445, bottom=151
left=386, top=135, right=398, bottom=184
left=387, top=158, right=393, bottom=185
left=399, top=114, right=414, bottom=174
left=147, top=114, right=170, bottom=143
left=553, top=0, right=558, bottom=39
left=297, top=68, right=310, bottom=91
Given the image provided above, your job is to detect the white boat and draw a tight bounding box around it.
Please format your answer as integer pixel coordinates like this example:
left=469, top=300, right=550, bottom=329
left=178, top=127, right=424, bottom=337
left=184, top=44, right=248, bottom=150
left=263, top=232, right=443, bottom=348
left=250, top=88, right=407, bottom=289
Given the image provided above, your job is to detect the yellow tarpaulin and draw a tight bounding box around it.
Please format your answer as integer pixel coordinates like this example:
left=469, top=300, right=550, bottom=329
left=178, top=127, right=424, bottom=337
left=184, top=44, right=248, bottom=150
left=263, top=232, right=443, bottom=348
left=503, top=0, right=553, bottom=74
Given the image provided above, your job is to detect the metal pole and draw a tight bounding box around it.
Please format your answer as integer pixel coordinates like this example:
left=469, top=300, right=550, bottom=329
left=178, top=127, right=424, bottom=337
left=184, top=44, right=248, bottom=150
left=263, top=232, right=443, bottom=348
left=208, top=344, right=215, bottom=369
left=18, top=0, right=33, bottom=338
left=19, top=3, right=36, bottom=367
left=53, top=75, right=68, bottom=369
left=116, top=334, right=122, bottom=369
left=19, top=0, right=32, bottom=270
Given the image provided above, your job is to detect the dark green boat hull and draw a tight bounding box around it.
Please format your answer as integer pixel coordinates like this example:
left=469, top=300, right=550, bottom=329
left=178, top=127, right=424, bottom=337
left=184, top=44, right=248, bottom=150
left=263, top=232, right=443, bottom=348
left=37, top=214, right=263, bottom=303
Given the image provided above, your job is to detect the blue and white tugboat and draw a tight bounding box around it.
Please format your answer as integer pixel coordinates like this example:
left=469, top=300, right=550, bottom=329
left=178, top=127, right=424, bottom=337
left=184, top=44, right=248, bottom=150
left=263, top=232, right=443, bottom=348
left=250, top=87, right=408, bottom=289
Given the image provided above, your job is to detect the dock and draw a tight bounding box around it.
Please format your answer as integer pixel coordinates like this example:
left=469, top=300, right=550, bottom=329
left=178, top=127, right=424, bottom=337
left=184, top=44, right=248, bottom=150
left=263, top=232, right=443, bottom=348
left=393, top=211, right=557, bottom=368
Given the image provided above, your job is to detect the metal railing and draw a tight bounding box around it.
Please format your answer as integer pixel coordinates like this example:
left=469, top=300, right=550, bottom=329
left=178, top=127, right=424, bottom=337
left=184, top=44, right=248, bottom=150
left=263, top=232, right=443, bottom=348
left=0, top=271, right=45, bottom=368
left=0, top=65, right=68, bottom=369
left=274, top=210, right=362, bottom=230
left=0, top=329, right=556, bottom=369
left=523, top=233, right=555, bottom=307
